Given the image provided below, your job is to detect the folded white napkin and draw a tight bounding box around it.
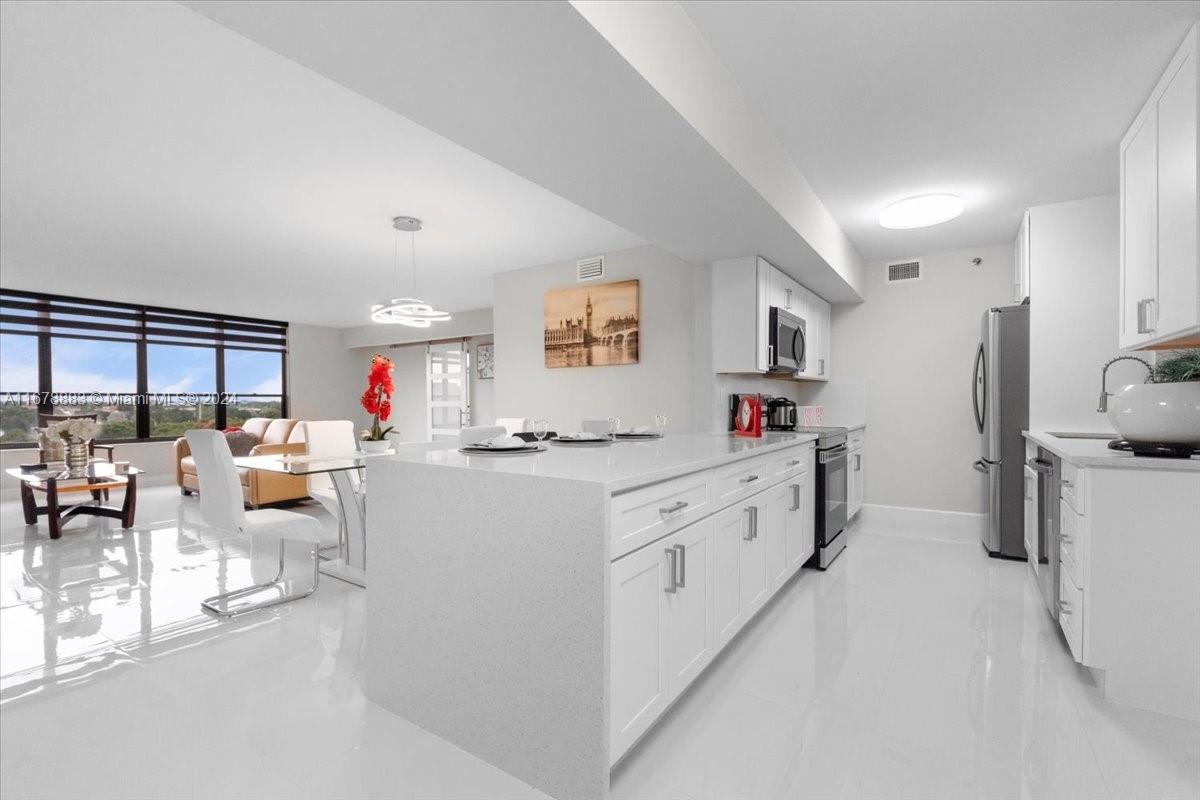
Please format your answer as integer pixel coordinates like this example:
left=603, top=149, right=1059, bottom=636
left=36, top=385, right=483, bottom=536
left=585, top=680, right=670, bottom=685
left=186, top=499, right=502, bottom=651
left=561, top=431, right=603, bottom=440
left=481, top=435, right=526, bottom=449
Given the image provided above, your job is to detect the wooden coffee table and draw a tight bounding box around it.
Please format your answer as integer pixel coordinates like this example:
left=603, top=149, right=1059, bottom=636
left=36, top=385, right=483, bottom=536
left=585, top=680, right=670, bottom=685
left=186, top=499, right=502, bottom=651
left=7, top=462, right=140, bottom=539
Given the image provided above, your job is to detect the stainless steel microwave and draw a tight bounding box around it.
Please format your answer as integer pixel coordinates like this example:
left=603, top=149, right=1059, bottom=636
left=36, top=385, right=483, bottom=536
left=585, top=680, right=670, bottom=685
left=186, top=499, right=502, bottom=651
left=768, top=306, right=806, bottom=373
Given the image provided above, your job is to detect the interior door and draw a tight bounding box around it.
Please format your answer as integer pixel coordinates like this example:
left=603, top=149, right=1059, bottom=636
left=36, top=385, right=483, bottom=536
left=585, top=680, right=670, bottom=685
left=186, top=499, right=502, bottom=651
left=427, top=341, right=470, bottom=440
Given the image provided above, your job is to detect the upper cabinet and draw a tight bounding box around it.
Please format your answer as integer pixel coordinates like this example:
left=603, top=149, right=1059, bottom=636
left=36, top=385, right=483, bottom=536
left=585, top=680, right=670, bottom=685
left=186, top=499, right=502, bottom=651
left=711, top=256, right=831, bottom=380
left=1014, top=210, right=1030, bottom=303
left=1119, top=23, right=1200, bottom=350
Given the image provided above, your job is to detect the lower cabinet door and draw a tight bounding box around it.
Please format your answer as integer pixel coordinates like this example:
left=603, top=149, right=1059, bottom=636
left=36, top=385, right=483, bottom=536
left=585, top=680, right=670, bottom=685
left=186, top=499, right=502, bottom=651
left=609, top=539, right=671, bottom=758
left=847, top=446, right=864, bottom=519
left=785, top=471, right=813, bottom=574
left=764, top=482, right=790, bottom=590
left=712, top=502, right=748, bottom=649
left=1023, top=465, right=1038, bottom=574
left=740, top=497, right=770, bottom=615
left=662, top=517, right=715, bottom=695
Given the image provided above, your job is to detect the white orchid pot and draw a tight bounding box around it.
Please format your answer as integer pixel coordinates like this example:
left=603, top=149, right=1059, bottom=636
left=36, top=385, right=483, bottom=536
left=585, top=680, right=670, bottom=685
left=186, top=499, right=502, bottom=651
left=360, top=439, right=392, bottom=455
left=1106, top=382, right=1200, bottom=444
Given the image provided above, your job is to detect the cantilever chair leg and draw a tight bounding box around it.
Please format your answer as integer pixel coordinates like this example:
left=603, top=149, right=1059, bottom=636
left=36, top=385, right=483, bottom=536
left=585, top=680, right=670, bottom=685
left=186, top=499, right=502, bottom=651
left=200, top=538, right=320, bottom=618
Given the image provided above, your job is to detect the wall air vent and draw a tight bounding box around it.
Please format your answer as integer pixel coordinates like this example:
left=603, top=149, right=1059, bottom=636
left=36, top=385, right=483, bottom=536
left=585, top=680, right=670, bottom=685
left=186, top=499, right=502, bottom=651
left=577, top=255, right=605, bottom=282
left=886, top=260, right=922, bottom=283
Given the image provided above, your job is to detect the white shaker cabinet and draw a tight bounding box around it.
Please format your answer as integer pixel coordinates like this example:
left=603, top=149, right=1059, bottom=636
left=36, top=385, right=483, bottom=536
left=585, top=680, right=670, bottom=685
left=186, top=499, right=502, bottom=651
left=712, top=255, right=832, bottom=380
left=847, top=429, right=864, bottom=520
left=1014, top=210, right=1031, bottom=303
left=609, top=516, right=715, bottom=758
left=1119, top=22, right=1200, bottom=349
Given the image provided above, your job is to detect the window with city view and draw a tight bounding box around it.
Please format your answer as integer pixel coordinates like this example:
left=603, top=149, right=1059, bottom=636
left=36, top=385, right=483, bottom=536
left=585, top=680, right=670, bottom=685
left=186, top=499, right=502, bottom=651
left=0, top=290, right=287, bottom=446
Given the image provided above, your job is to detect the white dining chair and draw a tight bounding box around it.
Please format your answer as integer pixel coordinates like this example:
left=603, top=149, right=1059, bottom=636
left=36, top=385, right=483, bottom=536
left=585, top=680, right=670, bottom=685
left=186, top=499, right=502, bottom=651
left=460, top=425, right=507, bottom=446
left=302, top=420, right=360, bottom=556
left=581, top=419, right=611, bottom=436
left=495, top=417, right=529, bottom=436
left=186, top=429, right=322, bottom=617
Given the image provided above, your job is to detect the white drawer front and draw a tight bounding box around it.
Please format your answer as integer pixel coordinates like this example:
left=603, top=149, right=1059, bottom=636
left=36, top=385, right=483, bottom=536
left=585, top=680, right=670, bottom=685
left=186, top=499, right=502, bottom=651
left=1059, top=502, right=1088, bottom=591
left=611, top=471, right=712, bottom=560
left=713, top=455, right=771, bottom=506
left=1061, top=461, right=1087, bottom=515
left=848, top=429, right=864, bottom=446
left=1058, top=568, right=1084, bottom=663
left=770, top=445, right=811, bottom=480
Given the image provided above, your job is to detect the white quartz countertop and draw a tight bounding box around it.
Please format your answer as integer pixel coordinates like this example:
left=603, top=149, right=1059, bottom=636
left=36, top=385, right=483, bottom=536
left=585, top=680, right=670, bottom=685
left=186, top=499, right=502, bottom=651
left=1023, top=430, right=1200, bottom=471
left=381, top=431, right=819, bottom=493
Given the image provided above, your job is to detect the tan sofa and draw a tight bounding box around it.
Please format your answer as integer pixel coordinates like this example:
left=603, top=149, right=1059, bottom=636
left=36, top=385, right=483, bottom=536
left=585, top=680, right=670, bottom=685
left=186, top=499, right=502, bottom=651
left=174, top=418, right=309, bottom=507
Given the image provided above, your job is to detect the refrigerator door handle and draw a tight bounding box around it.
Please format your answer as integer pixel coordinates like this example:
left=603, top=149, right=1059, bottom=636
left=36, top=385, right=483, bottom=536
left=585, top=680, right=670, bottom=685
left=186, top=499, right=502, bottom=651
left=972, top=459, right=990, bottom=474
left=972, top=342, right=986, bottom=434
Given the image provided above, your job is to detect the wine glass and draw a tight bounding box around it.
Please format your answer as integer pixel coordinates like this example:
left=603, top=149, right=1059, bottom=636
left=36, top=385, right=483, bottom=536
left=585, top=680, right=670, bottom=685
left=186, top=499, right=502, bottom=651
left=654, top=413, right=668, bottom=437
left=607, top=416, right=622, bottom=440
left=533, top=418, right=548, bottom=446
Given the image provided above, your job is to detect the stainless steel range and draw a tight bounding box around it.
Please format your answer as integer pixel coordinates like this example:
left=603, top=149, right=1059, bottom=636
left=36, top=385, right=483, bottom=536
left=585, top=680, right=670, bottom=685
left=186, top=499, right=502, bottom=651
left=797, top=426, right=849, bottom=569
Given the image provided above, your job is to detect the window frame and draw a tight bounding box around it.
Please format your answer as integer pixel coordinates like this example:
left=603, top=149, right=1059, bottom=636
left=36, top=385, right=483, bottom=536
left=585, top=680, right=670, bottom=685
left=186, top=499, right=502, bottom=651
left=0, top=289, right=288, bottom=448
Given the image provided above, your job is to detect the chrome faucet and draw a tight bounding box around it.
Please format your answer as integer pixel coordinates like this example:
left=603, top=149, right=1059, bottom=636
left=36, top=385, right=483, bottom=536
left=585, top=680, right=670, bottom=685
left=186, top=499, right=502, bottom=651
left=1097, top=355, right=1153, bottom=412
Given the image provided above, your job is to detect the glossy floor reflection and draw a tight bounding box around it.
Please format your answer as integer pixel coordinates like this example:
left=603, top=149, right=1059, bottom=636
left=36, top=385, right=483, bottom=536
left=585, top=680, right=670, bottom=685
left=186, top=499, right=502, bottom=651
left=1, top=487, right=1196, bottom=800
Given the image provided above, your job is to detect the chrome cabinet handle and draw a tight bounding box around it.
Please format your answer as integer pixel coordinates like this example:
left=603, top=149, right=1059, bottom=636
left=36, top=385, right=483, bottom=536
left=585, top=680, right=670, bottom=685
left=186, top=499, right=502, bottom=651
left=791, top=483, right=801, bottom=511
left=1058, top=599, right=1073, bottom=615
left=1136, top=298, right=1156, bottom=334
left=785, top=287, right=792, bottom=309
left=744, top=506, right=758, bottom=540
left=854, top=454, right=861, bottom=471
left=741, top=474, right=760, bottom=484
left=1060, top=533, right=1074, bottom=544
left=1061, top=478, right=1073, bottom=487
left=674, top=543, right=686, bottom=588
left=664, top=548, right=678, bottom=594
left=787, top=459, right=801, bottom=468
left=767, top=344, right=774, bottom=365
left=659, top=500, right=689, bottom=515
left=818, top=358, right=825, bottom=376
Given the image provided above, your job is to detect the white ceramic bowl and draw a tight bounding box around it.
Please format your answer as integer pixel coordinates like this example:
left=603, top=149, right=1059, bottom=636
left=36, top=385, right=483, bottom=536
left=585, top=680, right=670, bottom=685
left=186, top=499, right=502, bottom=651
left=1106, top=382, right=1200, bottom=444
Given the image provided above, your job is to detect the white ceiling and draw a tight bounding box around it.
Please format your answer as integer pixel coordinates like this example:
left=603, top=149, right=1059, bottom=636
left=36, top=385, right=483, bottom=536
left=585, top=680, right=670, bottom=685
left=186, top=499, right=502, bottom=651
left=682, top=0, right=1200, bottom=262
left=0, top=1, right=642, bottom=327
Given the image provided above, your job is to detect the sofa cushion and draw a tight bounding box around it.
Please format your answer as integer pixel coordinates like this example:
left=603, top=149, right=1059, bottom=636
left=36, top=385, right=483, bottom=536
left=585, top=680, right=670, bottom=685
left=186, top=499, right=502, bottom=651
left=241, top=418, right=272, bottom=441
left=180, top=456, right=249, bottom=486
left=261, top=418, right=297, bottom=445
left=224, top=429, right=258, bottom=457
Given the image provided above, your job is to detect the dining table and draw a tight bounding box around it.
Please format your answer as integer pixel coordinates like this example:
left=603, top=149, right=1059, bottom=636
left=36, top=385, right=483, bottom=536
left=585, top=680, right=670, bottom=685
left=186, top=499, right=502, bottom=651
left=232, top=452, right=372, bottom=587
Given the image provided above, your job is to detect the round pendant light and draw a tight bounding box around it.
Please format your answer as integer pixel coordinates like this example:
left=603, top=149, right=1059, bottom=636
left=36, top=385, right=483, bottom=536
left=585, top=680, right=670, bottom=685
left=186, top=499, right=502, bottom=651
left=878, top=194, right=964, bottom=229
left=371, top=216, right=452, bottom=327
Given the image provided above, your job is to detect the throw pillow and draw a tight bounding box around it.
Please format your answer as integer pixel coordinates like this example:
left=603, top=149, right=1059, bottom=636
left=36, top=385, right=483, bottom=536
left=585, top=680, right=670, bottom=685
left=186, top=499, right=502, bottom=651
left=224, top=429, right=258, bottom=457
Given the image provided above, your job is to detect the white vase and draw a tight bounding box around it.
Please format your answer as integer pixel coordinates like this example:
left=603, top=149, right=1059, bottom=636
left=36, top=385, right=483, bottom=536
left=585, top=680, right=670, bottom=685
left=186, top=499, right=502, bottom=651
left=360, top=439, right=392, bottom=455
left=1107, top=382, right=1200, bottom=444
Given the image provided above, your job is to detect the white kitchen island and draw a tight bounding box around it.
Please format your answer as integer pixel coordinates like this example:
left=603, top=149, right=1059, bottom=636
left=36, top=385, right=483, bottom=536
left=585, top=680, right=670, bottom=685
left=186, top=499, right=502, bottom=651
left=364, top=431, right=819, bottom=800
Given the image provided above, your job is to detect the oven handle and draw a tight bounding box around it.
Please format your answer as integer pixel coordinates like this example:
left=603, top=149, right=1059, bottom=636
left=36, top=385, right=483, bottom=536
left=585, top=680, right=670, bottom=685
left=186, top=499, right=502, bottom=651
left=818, top=444, right=848, bottom=464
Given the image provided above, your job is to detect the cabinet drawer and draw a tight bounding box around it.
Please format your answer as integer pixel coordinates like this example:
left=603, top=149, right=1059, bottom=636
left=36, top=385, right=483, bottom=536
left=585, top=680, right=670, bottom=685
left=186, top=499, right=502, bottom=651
left=713, top=455, right=771, bottom=506
left=848, top=428, right=864, bottom=447
left=770, top=445, right=811, bottom=480
left=1058, top=568, right=1084, bottom=663
left=1060, top=460, right=1087, bottom=515
left=1059, top=502, right=1089, bottom=591
left=611, top=470, right=712, bottom=560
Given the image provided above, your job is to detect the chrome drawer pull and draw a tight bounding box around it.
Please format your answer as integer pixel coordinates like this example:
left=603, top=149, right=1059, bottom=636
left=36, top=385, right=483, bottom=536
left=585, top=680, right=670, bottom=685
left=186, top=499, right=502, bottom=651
left=740, top=474, right=760, bottom=484
left=786, top=459, right=801, bottom=468
left=664, top=548, right=678, bottom=594
left=674, top=543, right=686, bottom=588
left=791, top=483, right=801, bottom=511
left=744, top=506, right=758, bottom=540
left=659, top=500, right=689, bottom=515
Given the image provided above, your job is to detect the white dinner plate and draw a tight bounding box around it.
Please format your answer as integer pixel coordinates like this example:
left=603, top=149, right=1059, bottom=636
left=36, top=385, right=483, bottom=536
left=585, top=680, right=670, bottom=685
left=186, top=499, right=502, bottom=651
left=550, top=436, right=612, bottom=446
left=459, top=444, right=546, bottom=455
left=613, top=432, right=662, bottom=440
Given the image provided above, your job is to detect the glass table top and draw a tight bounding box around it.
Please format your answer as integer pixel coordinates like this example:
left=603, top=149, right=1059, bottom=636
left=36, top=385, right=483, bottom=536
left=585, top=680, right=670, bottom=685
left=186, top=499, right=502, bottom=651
left=6, top=461, right=142, bottom=486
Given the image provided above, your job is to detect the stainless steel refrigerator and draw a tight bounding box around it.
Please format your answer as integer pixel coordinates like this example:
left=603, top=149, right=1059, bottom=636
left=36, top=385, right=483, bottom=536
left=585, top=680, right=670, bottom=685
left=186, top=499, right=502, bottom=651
left=971, top=304, right=1029, bottom=559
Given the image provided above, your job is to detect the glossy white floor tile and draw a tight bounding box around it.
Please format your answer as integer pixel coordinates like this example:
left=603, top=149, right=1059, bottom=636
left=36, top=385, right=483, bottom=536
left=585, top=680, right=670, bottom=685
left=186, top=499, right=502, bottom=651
left=1, top=487, right=1196, bottom=800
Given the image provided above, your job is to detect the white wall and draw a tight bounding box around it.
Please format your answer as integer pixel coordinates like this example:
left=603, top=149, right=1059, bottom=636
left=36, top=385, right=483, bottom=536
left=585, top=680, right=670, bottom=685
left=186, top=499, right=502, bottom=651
left=834, top=243, right=1014, bottom=514
left=493, top=245, right=694, bottom=433
left=1028, top=195, right=1129, bottom=432
left=288, top=322, right=363, bottom=422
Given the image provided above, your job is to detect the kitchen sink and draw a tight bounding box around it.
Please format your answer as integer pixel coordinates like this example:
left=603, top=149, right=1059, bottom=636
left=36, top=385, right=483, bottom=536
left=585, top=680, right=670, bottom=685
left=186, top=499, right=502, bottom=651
left=1046, top=431, right=1115, bottom=440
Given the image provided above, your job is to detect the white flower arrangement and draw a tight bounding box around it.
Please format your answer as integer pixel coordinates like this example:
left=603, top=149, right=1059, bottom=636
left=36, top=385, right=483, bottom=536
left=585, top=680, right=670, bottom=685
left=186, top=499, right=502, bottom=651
left=45, top=417, right=100, bottom=444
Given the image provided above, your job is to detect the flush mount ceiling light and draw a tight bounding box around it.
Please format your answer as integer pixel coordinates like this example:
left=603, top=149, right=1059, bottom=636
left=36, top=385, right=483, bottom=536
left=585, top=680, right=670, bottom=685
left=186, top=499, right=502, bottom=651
left=371, top=216, right=452, bottom=327
left=878, top=194, right=964, bottom=230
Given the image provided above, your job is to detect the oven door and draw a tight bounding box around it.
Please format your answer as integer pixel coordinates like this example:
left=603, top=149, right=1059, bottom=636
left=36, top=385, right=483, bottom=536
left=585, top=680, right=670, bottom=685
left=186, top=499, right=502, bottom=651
left=818, top=444, right=848, bottom=544
left=768, top=307, right=807, bottom=372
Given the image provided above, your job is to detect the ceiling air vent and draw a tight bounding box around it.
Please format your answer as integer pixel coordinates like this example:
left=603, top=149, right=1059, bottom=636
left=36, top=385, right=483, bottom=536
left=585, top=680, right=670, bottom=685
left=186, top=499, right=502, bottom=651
left=577, top=255, right=604, bottom=282
left=886, top=260, right=922, bottom=283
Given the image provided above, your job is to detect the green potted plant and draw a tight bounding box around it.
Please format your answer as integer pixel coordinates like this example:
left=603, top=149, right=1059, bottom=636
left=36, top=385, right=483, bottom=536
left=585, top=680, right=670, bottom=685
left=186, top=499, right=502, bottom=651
left=1107, top=349, right=1200, bottom=445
